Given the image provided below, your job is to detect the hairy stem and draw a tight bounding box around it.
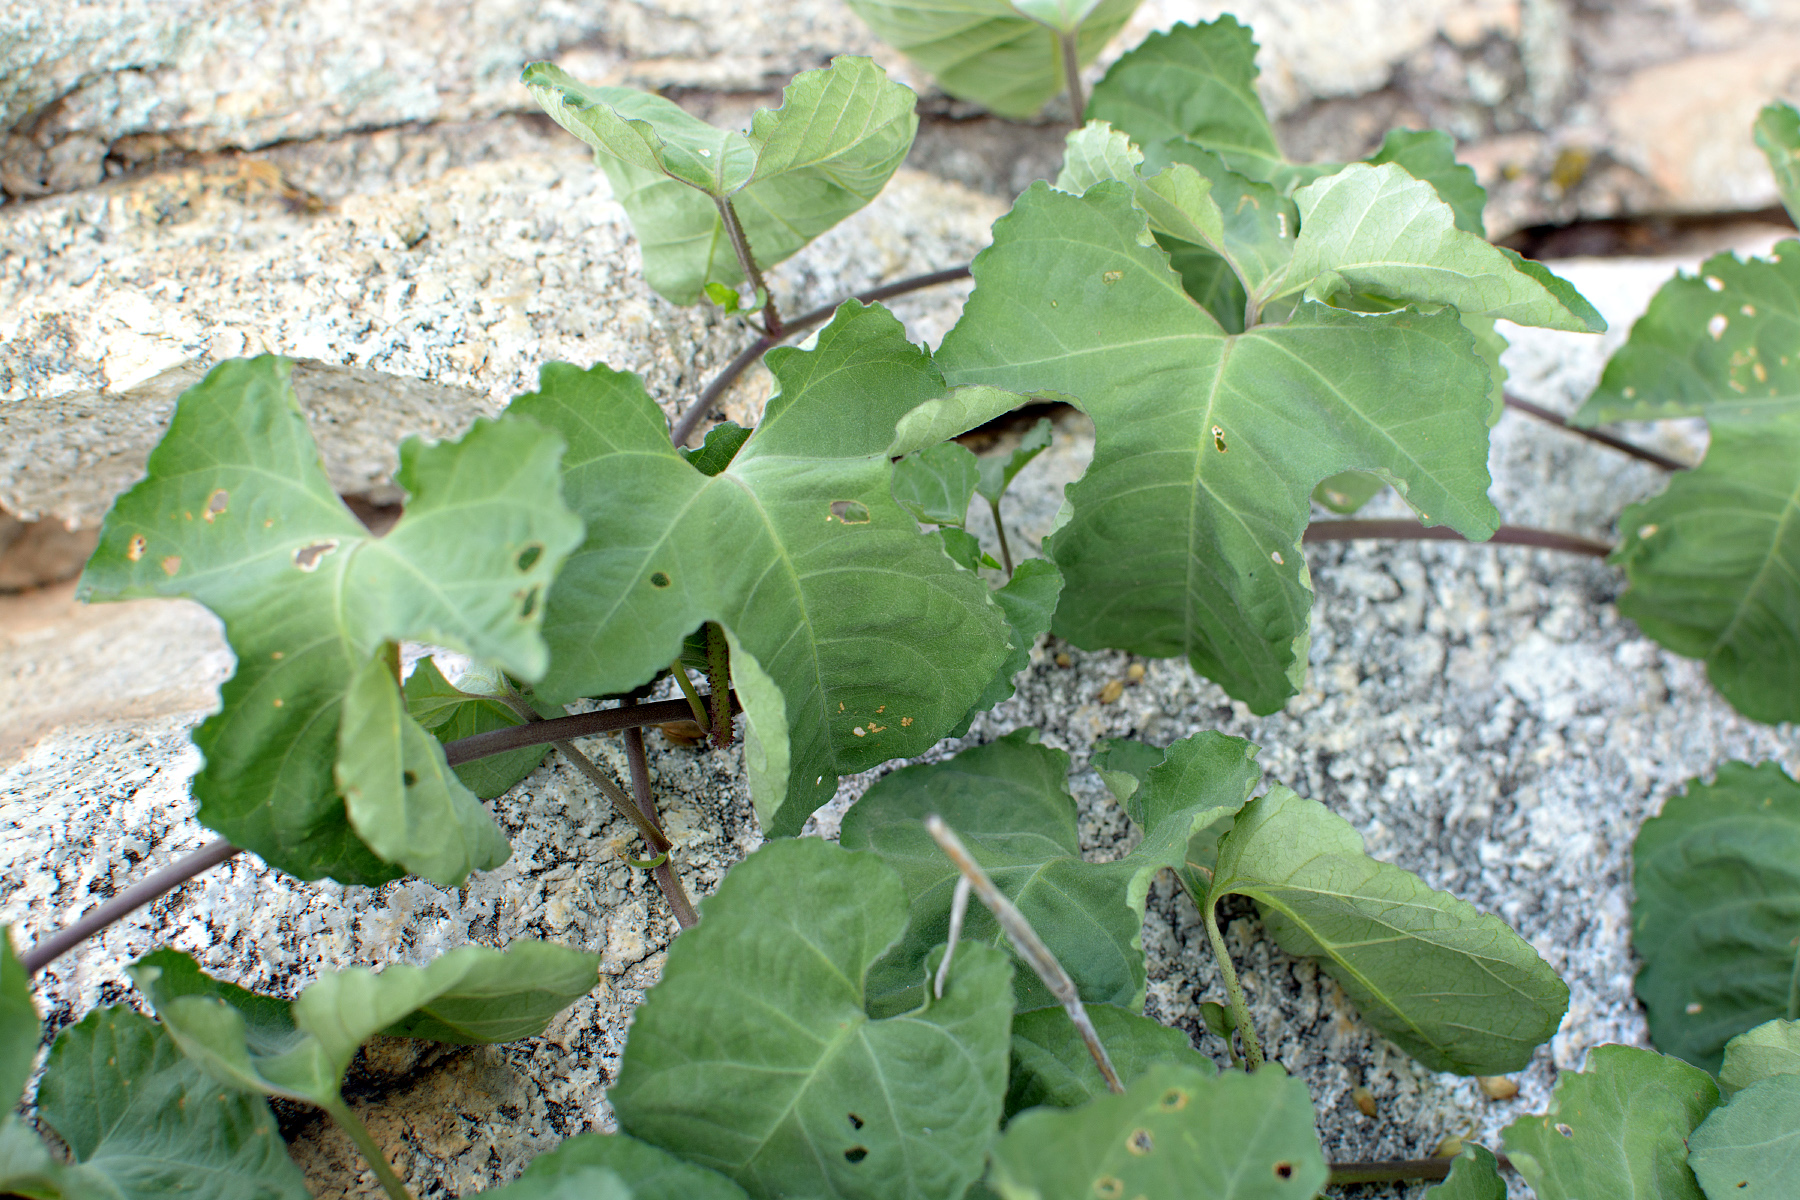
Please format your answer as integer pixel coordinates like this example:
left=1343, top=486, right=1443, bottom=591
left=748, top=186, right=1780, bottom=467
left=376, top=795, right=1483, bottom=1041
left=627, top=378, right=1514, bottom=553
left=1059, top=31, right=1087, bottom=130
left=443, top=694, right=738, bottom=765
left=620, top=708, right=700, bottom=929
left=669, top=661, right=710, bottom=732
left=926, top=815, right=1123, bottom=1093
left=987, top=497, right=1014, bottom=576
left=669, top=265, right=973, bottom=446
left=703, top=622, right=733, bottom=750
left=1303, top=520, right=1613, bottom=558
left=714, top=196, right=783, bottom=338
left=933, top=875, right=973, bottom=1001
left=1328, top=1155, right=1513, bottom=1185
left=1202, top=899, right=1264, bottom=1070
left=1503, top=394, right=1689, bottom=472
left=322, top=1098, right=417, bottom=1200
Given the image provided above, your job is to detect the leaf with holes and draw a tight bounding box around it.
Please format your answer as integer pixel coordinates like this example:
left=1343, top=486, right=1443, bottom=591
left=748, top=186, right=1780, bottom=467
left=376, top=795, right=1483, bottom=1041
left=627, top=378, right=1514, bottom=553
left=892, top=441, right=981, bottom=526
left=1208, top=787, right=1568, bottom=1074
left=1577, top=242, right=1800, bottom=426
left=936, top=182, right=1500, bottom=712
left=1005, top=1003, right=1214, bottom=1118
left=405, top=658, right=557, bottom=800
left=844, top=0, right=1141, bottom=120
left=501, top=1134, right=748, bottom=1200
left=1423, top=1146, right=1505, bottom=1200
left=1755, top=101, right=1800, bottom=227
left=524, top=57, right=916, bottom=304
left=1632, top=762, right=1800, bottom=1071
left=1688, top=1074, right=1800, bottom=1200
left=515, top=302, right=1009, bottom=836
left=1609, top=415, right=1800, bottom=724
left=77, top=356, right=581, bottom=886
left=1, top=929, right=34, bottom=1110
left=1720, top=1020, right=1800, bottom=1097
left=608, top=839, right=1013, bottom=1200
left=841, top=728, right=1258, bottom=1015
left=27, top=1005, right=310, bottom=1200
left=990, top=1063, right=1327, bottom=1200
left=1501, top=1045, right=1717, bottom=1200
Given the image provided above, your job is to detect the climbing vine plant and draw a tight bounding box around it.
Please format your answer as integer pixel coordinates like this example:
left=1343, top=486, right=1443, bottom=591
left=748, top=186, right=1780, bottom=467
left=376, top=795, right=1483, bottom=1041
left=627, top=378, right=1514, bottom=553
left=5, top=6, right=1799, bottom=1199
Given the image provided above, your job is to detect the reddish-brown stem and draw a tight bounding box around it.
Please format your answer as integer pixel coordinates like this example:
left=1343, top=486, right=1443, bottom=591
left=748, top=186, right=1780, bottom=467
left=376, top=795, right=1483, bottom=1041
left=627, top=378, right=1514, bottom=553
left=443, top=694, right=737, bottom=765
left=1304, top=520, right=1614, bottom=558
left=1503, top=394, right=1690, bottom=471
left=714, top=195, right=783, bottom=338
left=620, top=709, right=700, bottom=929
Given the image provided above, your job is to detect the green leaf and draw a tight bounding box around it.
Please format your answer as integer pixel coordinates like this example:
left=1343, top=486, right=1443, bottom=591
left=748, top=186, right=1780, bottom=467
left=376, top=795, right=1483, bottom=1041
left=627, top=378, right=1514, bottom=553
left=132, top=941, right=597, bottom=1109
left=404, top=658, right=553, bottom=800
left=969, top=558, right=1064, bottom=713
left=1312, top=471, right=1388, bottom=515
left=841, top=728, right=1257, bottom=1015
left=1610, top=415, right=1800, bottom=724
left=1423, top=1145, right=1506, bottom=1200
left=1005, top=1003, right=1213, bottom=1118
left=975, top=417, right=1055, bottom=505
left=1087, top=737, right=1164, bottom=803
left=515, top=302, right=1010, bottom=836
left=2, top=929, right=36, bottom=1110
left=936, top=182, right=1500, bottom=713
left=1209, top=787, right=1568, bottom=1074
left=939, top=527, right=1002, bottom=571
left=608, top=838, right=1014, bottom=1200
left=1365, top=129, right=1487, bottom=237
left=1086, top=18, right=1284, bottom=183
left=483, top=1166, right=633, bottom=1200
left=1576, top=242, right=1800, bottom=425
left=705, top=281, right=746, bottom=314
left=1276, top=163, right=1604, bottom=332
left=678, top=422, right=752, bottom=477
left=503, top=1134, right=748, bottom=1200
left=0, top=1116, right=91, bottom=1200
left=1631, top=762, right=1800, bottom=1071
left=32, top=1006, right=310, bottom=1200
left=1754, top=101, right=1800, bottom=226
left=1143, top=139, right=1297, bottom=301
left=843, top=0, right=1142, bottom=120
left=525, top=58, right=917, bottom=304
left=1501, top=1045, right=1718, bottom=1200
left=1688, top=1074, right=1800, bottom=1200
left=892, top=440, right=982, bottom=526
left=77, top=357, right=581, bottom=885
left=1720, top=1020, right=1800, bottom=1097
left=989, top=1063, right=1327, bottom=1200
left=889, top=386, right=1054, bottom=458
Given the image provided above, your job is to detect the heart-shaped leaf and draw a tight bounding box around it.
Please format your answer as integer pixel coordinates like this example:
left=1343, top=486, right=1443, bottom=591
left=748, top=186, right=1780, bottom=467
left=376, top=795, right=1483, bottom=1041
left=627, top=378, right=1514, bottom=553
left=1688, top=1074, right=1800, bottom=1199
left=492, top=1134, right=747, bottom=1200
left=608, top=838, right=1014, bottom=1200
left=1208, top=787, right=1568, bottom=1074
left=515, top=302, right=1010, bottom=835
left=1632, top=762, right=1800, bottom=1071
left=77, top=356, right=581, bottom=886
left=1720, top=1020, right=1800, bottom=1097
left=1005, top=1003, right=1214, bottom=1118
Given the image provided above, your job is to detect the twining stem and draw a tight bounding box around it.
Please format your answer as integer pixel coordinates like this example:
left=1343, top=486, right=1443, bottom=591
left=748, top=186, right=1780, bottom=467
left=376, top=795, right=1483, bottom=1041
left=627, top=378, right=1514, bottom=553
left=1302, top=520, right=1613, bottom=558
left=933, top=876, right=973, bottom=1000
left=497, top=691, right=672, bottom=856
left=620, top=705, right=700, bottom=928
left=1201, top=898, right=1265, bottom=1071
left=669, top=661, right=710, bottom=732
left=322, top=1098, right=417, bottom=1200
left=443, top=694, right=737, bottom=765
left=1503, top=394, right=1689, bottom=472
left=1059, top=31, right=1087, bottom=131
left=987, top=498, right=1014, bottom=576
left=702, top=622, right=733, bottom=750
left=714, top=196, right=784, bottom=338
left=926, top=815, right=1123, bottom=1093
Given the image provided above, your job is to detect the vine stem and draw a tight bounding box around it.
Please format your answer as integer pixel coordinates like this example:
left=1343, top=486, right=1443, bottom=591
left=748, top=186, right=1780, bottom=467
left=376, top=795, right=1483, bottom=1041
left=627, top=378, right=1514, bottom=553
left=714, top=196, right=783, bottom=337
left=669, top=662, right=710, bottom=732
left=322, top=1097, right=418, bottom=1200
left=1303, top=520, right=1614, bottom=558
left=987, top=498, right=1015, bottom=576
left=1059, top=31, right=1087, bottom=130
left=1503, top=394, right=1689, bottom=472
left=619, top=702, right=700, bottom=928
left=925, top=815, right=1123, bottom=1093
left=443, top=694, right=737, bottom=765
left=495, top=692, right=673, bottom=857
left=1201, top=900, right=1265, bottom=1071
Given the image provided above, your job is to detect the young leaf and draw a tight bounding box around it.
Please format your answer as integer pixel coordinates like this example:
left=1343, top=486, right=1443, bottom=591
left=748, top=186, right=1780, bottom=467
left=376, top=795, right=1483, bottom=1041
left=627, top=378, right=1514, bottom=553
left=1, top=929, right=35, bottom=1109
left=31, top=1006, right=310, bottom=1200
left=1687, top=1074, right=1800, bottom=1199
left=841, top=728, right=1257, bottom=1015
left=1610, top=416, right=1800, bottom=725
left=892, top=441, right=982, bottom=526
left=524, top=58, right=917, bottom=304
left=1423, top=1145, right=1506, bottom=1200
left=939, top=527, right=1002, bottom=571
left=1366, top=129, right=1487, bottom=237
left=1719, top=1020, right=1800, bottom=1097
left=77, top=356, right=581, bottom=886
left=1501, top=1045, right=1718, bottom=1200
left=1005, top=1003, right=1214, bottom=1118
left=1275, top=163, right=1604, bottom=332
left=516, top=302, right=1010, bottom=836
left=989, top=1063, right=1328, bottom=1200
left=1209, top=787, right=1568, bottom=1074
left=1144, top=140, right=1298, bottom=300
left=501, top=1134, right=748, bottom=1200
left=404, top=659, right=554, bottom=800
left=843, top=0, right=1142, bottom=120
left=1577, top=242, right=1800, bottom=425
left=975, top=417, right=1055, bottom=505
left=607, top=839, right=1014, bottom=1200
left=1086, top=736, right=1165, bottom=803
left=936, top=182, right=1500, bottom=713
left=1632, top=762, right=1800, bottom=1070
left=678, top=422, right=751, bottom=478
left=1754, top=101, right=1800, bottom=226
left=967, top=558, right=1064, bottom=713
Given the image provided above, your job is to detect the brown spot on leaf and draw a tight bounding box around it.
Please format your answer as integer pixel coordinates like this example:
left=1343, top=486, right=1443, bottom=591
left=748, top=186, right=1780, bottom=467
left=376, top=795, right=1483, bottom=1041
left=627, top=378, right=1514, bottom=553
left=1158, top=1088, right=1188, bottom=1111
left=1102, top=270, right=1123, bottom=285
left=900, top=716, right=912, bottom=726
left=1126, top=1128, right=1153, bottom=1155
left=1274, top=1162, right=1294, bottom=1179
left=160, top=556, right=181, bottom=576
left=1212, top=425, right=1227, bottom=452
left=126, top=534, right=147, bottom=561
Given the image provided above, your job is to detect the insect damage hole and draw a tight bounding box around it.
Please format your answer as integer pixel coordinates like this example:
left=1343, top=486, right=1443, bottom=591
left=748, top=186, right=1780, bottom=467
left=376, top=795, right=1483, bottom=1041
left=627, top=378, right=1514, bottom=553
left=1094, top=1177, right=1125, bottom=1200
left=402, top=771, right=418, bottom=787
left=1158, top=1088, right=1189, bottom=1112
left=204, top=489, right=229, bottom=522
left=516, top=543, right=543, bottom=572
left=1555, top=1123, right=1574, bottom=1138
left=126, top=534, right=147, bottom=561
left=829, top=500, right=871, bottom=525
left=843, top=1146, right=868, bottom=1163
left=649, top=571, right=672, bottom=588
left=520, top=586, right=541, bottom=618
left=294, top=540, right=340, bottom=571
left=1273, top=1162, right=1295, bottom=1179
left=1212, top=426, right=1227, bottom=452
left=847, top=1113, right=864, bottom=1130
left=1126, top=1128, right=1154, bottom=1155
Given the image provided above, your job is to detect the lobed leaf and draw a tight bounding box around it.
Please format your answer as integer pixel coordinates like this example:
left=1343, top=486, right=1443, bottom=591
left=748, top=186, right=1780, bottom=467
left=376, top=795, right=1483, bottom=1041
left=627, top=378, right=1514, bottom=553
left=1631, top=762, right=1800, bottom=1071
left=1005, top=1003, right=1214, bottom=1118
left=844, top=0, right=1141, bottom=120
left=1, top=929, right=34, bottom=1110
left=1719, top=1019, right=1800, bottom=1097
left=936, top=182, right=1499, bottom=713
left=1754, top=101, right=1800, bottom=227
left=77, top=357, right=579, bottom=886
left=608, top=838, right=1013, bottom=1200
left=1209, top=787, right=1568, bottom=1074
left=1687, top=1074, right=1800, bottom=1200
left=1612, top=416, right=1800, bottom=725
left=989, top=1063, right=1327, bottom=1200
left=516, top=303, right=1010, bottom=836
left=525, top=58, right=917, bottom=304
left=498, top=1133, right=747, bottom=1200
left=404, top=659, right=555, bottom=800
left=1501, top=1044, right=1717, bottom=1200
left=1422, top=1145, right=1506, bottom=1200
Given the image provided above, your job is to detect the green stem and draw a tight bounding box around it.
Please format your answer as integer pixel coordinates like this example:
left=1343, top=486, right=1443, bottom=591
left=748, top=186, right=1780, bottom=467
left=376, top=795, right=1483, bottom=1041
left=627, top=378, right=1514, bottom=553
left=323, top=1098, right=416, bottom=1200
left=703, top=621, right=733, bottom=750
left=1202, top=897, right=1264, bottom=1070
left=670, top=661, right=710, bottom=732
left=1060, top=31, right=1087, bottom=130
left=987, top=497, right=1014, bottom=576
left=714, top=196, right=783, bottom=337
